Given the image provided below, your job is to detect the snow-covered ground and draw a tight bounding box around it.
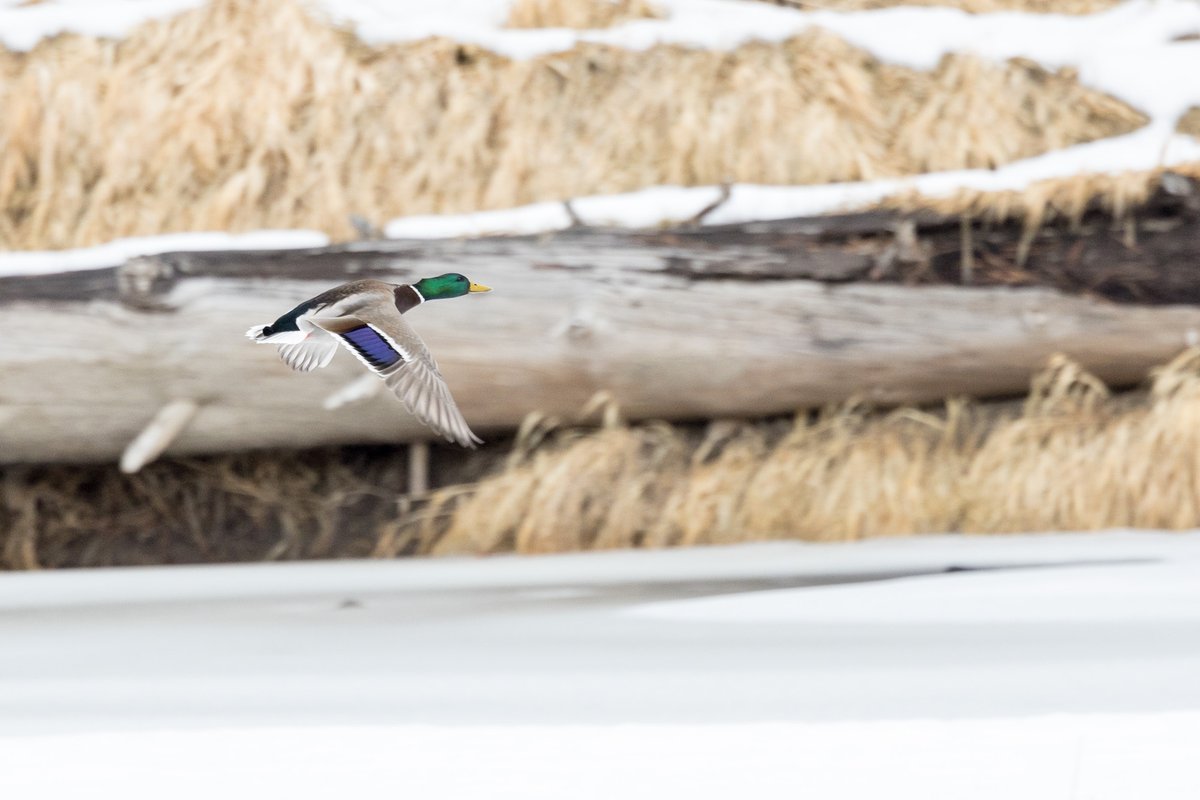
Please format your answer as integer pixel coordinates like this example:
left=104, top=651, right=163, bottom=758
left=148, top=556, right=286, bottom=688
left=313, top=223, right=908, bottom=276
left=0, top=229, right=329, bottom=277
left=3, top=531, right=1200, bottom=798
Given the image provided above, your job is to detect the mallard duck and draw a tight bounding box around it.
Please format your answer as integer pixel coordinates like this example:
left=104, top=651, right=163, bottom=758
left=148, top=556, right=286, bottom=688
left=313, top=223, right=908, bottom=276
left=246, top=274, right=491, bottom=447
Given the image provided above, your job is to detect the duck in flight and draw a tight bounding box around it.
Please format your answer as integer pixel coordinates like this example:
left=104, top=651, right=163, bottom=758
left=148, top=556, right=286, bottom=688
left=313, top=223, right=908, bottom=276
left=246, top=274, right=491, bottom=447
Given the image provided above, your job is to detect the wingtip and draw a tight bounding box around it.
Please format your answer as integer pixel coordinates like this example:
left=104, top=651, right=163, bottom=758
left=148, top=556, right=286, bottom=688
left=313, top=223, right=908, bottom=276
left=450, top=431, right=484, bottom=449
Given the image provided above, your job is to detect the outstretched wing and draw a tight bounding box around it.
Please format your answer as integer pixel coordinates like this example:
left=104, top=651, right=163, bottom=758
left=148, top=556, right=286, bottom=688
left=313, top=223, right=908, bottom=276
left=246, top=319, right=339, bottom=373
left=276, top=332, right=339, bottom=372
left=312, top=314, right=482, bottom=448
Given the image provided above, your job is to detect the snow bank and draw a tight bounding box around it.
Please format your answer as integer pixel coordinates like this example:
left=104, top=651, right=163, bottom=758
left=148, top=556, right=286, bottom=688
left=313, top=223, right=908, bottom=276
left=384, top=201, right=574, bottom=239
left=383, top=186, right=725, bottom=238
left=0, top=230, right=329, bottom=278
left=0, top=0, right=205, bottom=51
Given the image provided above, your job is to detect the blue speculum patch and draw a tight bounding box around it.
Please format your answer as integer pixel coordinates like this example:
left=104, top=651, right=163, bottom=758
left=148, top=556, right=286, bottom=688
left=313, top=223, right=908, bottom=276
left=342, top=325, right=403, bottom=370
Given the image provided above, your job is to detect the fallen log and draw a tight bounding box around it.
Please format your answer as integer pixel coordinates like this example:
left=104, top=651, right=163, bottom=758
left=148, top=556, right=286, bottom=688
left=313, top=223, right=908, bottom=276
left=3, top=194, right=1200, bottom=465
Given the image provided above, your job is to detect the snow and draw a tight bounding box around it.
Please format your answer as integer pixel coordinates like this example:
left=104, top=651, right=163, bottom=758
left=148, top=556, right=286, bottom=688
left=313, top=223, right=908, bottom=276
left=573, top=185, right=726, bottom=227
left=382, top=186, right=724, bottom=238
left=3, top=531, right=1200, bottom=797
left=5, top=715, right=1200, bottom=800
left=810, top=2, right=1200, bottom=73
left=0, top=0, right=205, bottom=51
left=0, top=230, right=329, bottom=278
left=383, top=201, right=573, bottom=239
left=633, top=558, right=1200, bottom=624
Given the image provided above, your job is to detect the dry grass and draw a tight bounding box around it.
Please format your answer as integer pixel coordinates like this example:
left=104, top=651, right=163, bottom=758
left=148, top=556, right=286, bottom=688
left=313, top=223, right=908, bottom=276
left=0, top=0, right=1145, bottom=250
left=411, top=350, right=1200, bottom=557
left=887, top=161, right=1200, bottom=230
left=0, top=447, right=417, bottom=569
left=507, top=0, right=663, bottom=28
left=1180, top=107, right=1200, bottom=139
left=8, top=351, right=1200, bottom=569
left=763, top=0, right=1122, bottom=13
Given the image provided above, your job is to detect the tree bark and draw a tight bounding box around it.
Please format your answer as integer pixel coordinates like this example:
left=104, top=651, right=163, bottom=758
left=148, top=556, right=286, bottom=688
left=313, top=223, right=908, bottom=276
left=3, top=197, right=1200, bottom=465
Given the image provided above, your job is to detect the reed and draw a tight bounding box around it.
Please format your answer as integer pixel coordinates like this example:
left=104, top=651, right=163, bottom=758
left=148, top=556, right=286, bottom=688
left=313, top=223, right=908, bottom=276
left=7, top=352, right=1200, bottom=569
left=417, top=351, right=1200, bottom=556
left=888, top=161, right=1200, bottom=232
left=1180, top=107, right=1200, bottom=139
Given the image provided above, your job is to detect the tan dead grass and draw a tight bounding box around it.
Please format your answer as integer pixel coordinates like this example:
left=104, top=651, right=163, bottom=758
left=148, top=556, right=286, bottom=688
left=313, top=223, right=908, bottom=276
left=506, top=0, right=663, bottom=28
left=410, top=350, right=1200, bottom=557
left=1180, top=107, right=1200, bottom=139
left=0, top=0, right=1145, bottom=250
left=763, top=0, right=1121, bottom=13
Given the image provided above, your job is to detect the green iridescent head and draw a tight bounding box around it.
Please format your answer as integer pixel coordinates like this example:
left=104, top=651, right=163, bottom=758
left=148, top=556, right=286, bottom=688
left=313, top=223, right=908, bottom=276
left=412, top=273, right=491, bottom=301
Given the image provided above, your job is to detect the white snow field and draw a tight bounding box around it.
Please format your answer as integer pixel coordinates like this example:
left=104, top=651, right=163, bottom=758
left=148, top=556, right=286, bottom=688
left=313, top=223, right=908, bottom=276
left=3, top=530, right=1200, bottom=798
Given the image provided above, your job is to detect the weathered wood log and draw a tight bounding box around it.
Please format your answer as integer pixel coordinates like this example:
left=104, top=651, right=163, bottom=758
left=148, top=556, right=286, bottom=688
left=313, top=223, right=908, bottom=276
left=3, top=198, right=1200, bottom=465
